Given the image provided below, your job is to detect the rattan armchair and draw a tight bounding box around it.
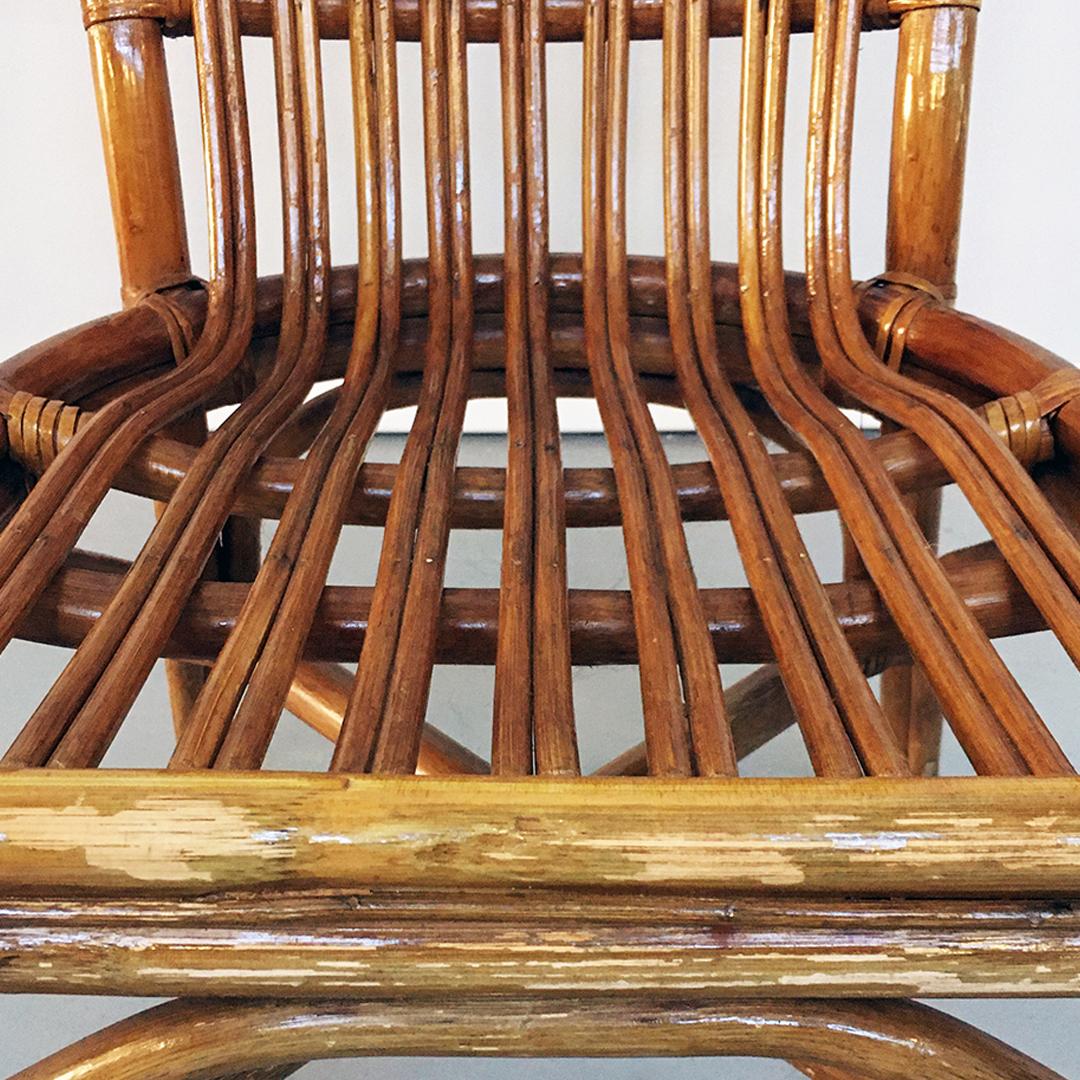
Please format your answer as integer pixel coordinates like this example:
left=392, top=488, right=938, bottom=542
left=2, top=0, right=1079, bottom=1076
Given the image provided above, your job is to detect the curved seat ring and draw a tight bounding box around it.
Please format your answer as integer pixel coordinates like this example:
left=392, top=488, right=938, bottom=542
left=0, top=260, right=1070, bottom=532
left=2, top=260, right=1074, bottom=672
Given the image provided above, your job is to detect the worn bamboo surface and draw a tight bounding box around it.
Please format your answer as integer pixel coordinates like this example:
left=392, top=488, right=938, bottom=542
left=1, top=773, right=1079, bottom=897
left=3, top=887, right=1080, bottom=1000
left=1, top=0, right=1077, bottom=783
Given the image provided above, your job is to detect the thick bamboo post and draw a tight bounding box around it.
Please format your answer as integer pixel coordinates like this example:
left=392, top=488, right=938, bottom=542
left=886, top=4, right=978, bottom=298
left=85, top=13, right=191, bottom=304
left=878, top=2, right=979, bottom=774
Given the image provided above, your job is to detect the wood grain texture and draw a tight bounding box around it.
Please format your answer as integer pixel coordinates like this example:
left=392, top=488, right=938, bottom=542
left=2, top=774, right=1080, bottom=897
left=3, top=889, right=1079, bottom=1000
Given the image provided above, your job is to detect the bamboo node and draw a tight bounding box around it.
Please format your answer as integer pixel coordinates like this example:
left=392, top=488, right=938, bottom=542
left=886, top=0, right=981, bottom=17
left=3, top=392, right=82, bottom=475
left=81, top=0, right=185, bottom=30
left=860, top=272, right=946, bottom=371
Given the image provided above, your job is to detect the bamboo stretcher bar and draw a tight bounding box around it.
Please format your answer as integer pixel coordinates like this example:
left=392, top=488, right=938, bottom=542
left=9, top=995, right=1057, bottom=1080
left=2, top=887, right=1078, bottom=1001
left=16, top=541, right=1043, bottom=664
left=0, top=773, right=1078, bottom=898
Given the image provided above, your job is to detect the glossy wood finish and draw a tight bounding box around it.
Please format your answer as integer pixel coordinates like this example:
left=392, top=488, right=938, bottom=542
left=89, top=0, right=900, bottom=40
left=887, top=6, right=977, bottom=296
left=872, top=3, right=978, bottom=773
left=286, top=660, right=489, bottom=774
left=87, top=17, right=191, bottom=304
left=2, top=0, right=1077, bottom=1075
left=10, top=996, right=1064, bottom=1080
left=15, top=539, right=1043, bottom=664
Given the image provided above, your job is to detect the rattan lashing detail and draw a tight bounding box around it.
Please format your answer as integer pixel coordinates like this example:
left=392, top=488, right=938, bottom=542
left=2, top=393, right=81, bottom=476
left=859, top=271, right=946, bottom=370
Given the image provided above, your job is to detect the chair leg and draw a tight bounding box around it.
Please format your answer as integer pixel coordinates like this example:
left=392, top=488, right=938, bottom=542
left=10, top=997, right=1064, bottom=1080
left=879, top=486, right=944, bottom=775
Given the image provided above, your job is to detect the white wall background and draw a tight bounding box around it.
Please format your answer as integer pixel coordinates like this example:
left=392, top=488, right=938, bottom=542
left=1, top=3, right=1079, bottom=1077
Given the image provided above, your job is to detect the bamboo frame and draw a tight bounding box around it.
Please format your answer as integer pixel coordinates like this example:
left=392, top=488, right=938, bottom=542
left=2, top=773, right=1080, bottom=898
left=6, top=886, right=1080, bottom=1001
left=11, top=996, right=1059, bottom=1080
left=2, top=0, right=1077, bottom=1073
left=83, top=0, right=901, bottom=39
left=87, top=17, right=191, bottom=304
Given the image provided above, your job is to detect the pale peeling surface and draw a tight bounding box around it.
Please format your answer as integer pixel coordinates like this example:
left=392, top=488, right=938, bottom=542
left=1, top=883, right=1080, bottom=1000
left=0, top=797, right=292, bottom=883
left=0, top=775, right=1079, bottom=896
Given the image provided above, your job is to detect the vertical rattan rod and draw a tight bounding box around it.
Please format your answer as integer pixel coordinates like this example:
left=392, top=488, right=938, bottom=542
left=493, top=0, right=538, bottom=775
left=609, top=0, right=735, bottom=777
left=369, top=0, right=478, bottom=773
left=582, top=0, right=692, bottom=776
left=522, top=0, right=578, bottom=775
left=676, top=0, right=890, bottom=775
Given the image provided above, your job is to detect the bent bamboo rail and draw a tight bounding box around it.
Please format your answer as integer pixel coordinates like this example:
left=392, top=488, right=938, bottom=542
left=11, top=995, right=1062, bottom=1080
